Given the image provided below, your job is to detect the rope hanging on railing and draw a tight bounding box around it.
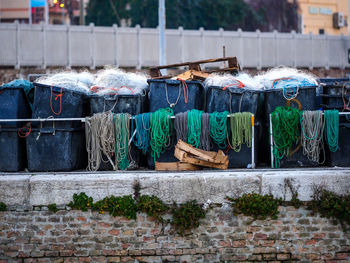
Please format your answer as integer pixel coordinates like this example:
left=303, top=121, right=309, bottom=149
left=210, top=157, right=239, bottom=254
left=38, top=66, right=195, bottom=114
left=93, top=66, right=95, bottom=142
left=132, top=112, right=151, bottom=154
left=150, top=108, right=174, bottom=161
left=227, top=112, right=253, bottom=152
left=271, top=106, right=300, bottom=168
left=300, top=110, right=325, bottom=164
left=187, top=109, right=203, bottom=148
left=324, top=109, right=339, bottom=152
left=209, top=111, right=229, bottom=149
left=86, top=112, right=116, bottom=171
left=113, top=113, right=132, bottom=170
left=200, top=113, right=211, bottom=151
left=174, top=111, right=188, bottom=143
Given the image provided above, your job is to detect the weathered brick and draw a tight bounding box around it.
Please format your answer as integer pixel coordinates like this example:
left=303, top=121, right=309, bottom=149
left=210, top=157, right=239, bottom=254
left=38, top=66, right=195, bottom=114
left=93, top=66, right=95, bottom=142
left=263, top=253, right=276, bottom=260
left=108, top=229, right=120, bottom=236
left=277, top=253, right=290, bottom=260
left=107, top=257, right=121, bottom=263
left=232, top=240, right=246, bottom=248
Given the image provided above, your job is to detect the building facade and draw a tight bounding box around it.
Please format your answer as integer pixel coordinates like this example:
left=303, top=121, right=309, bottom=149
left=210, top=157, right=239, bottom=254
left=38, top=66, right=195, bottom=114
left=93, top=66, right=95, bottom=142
left=298, top=0, right=348, bottom=35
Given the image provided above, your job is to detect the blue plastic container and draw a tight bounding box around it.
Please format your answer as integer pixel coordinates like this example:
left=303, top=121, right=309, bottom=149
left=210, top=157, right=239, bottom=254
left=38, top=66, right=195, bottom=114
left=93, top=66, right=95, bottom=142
left=0, top=86, right=31, bottom=127
left=148, top=79, right=204, bottom=114
left=89, top=93, right=146, bottom=115
left=26, top=127, right=86, bottom=172
left=32, top=83, right=87, bottom=128
left=0, top=127, right=27, bottom=172
left=318, top=79, right=350, bottom=110
left=206, top=86, right=262, bottom=116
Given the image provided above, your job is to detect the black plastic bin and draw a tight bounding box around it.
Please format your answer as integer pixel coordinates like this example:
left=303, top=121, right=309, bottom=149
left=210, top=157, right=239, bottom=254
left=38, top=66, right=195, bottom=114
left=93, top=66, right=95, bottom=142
left=89, top=93, right=146, bottom=115
left=0, top=86, right=31, bottom=172
left=89, top=93, right=147, bottom=171
left=206, top=87, right=262, bottom=116
left=211, top=123, right=259, bottom=169
left=147, top=130, right=178, bottom=169
left=26, top=126, right=86, bottom=172
left=148, top=79, right=205, bottom=114
left=32, top=83, right=87, bottom=128
left=0, top=128, right=27, bottom=172
left=326, top=116, right=350, bottom=167
left=318, top=79, right=350, bottom=110
left=0, top=86, right=31, bottom=127
left=264, top=86, right=318, bottom=120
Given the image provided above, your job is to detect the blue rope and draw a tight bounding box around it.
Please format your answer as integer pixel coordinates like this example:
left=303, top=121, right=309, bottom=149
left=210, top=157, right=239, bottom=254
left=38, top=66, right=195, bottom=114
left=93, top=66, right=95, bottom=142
left=132, top=112, right=151, bottom=154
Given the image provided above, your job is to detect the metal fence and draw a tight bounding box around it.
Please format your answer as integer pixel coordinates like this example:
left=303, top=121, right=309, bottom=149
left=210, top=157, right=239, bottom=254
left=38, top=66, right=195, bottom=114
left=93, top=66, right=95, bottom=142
left=0, top=21, right=349, bottom=69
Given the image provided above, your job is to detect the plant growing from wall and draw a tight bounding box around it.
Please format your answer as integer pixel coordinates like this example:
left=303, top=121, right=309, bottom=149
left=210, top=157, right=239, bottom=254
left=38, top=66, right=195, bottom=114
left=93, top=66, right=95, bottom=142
left=136, top=195, right=168, bottom=223
left=0, top=202, right=7, bottom=211
left=308, top=186, right=350, bottom=230
left=171, top=200, right=206, bottom=235
left=92, top=195, right=137, bottom=220
left=226, top=193, right=282, bottom=220
left=68, top=192, right=93, bottom=211
left=48, top=203, right=58, bottom=213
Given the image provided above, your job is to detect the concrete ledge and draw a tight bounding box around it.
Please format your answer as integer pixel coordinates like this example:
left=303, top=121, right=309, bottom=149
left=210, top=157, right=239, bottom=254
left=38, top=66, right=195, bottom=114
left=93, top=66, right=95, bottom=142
left=0, top=169, right=350, bottom=206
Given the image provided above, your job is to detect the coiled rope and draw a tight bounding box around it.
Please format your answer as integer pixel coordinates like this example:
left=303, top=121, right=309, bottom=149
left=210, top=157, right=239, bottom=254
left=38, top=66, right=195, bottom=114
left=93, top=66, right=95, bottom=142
left=271, top=106, right=300, bottom=168
left=150, top=108, right=174, bottom=161
left=324, top=110, right=339, bottom=152
left=200, top=113, right=210, bottom=151
left=86, top=112, right=116, bottom=171
left=209, top=111, right=229, bottom=149
left=227, top=112, right=252, bottom=152
left=132, top=112, right=151, bottom=154
left=187, top=109, right=203, bottom=148
left=113, top=113, right=132, bottom=170
left=300, top=110, right=325, bottom=163
left=174, top=111, right=188, bottom=143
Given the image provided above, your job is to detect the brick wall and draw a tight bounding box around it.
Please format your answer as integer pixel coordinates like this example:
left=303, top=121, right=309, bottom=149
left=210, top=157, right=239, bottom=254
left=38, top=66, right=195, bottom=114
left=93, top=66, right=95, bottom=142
left=1, top=206, right=349, bottom=263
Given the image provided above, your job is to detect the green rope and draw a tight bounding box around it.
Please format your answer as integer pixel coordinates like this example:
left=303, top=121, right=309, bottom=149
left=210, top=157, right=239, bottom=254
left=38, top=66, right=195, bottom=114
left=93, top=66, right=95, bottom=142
left=187, top=109, right=203, bottom=148
left=113, top=113, right=130, bottom=170
left=228, top=112, right=253, bottom=152
left=271, top=106, right=300, bottom=168
left=324, top=110, right=339, bottom=152
left=209, top=111, right=229, bottom=149
left=150, top=108, right=174, bottom=161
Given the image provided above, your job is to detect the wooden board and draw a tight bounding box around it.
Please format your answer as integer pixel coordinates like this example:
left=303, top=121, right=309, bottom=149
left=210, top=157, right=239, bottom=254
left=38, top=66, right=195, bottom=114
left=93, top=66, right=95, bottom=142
left=175, top=70, right=210, bottom=81
left=174, top=148, right=228, bottom=170
left=155, top=162, right=201, bottom=171
left=175, top=140, right=228, bottom=164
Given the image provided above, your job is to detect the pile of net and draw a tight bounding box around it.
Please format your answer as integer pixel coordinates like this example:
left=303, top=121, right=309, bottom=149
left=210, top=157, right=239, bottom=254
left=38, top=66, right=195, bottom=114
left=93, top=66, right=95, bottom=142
left=204, top=67, right=317, bottom=91
left=91, top=68, right=148, bottom=96
left=36, top=71, right=93, bottom=94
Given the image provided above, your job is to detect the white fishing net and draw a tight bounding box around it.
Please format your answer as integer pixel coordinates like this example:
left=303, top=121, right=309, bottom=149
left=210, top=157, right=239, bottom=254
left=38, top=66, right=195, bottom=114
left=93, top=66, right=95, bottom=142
left=36, top=71, right=93, bottom=93
left=255, top=67, right=317, bottom=90
left=93, top=68, right=148, bottom=96
left=204, top=67, right=317, bottom=90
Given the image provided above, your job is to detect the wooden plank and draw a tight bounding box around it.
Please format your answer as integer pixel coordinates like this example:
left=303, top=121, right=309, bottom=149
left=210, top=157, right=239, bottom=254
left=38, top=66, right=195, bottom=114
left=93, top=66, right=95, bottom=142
left=175, top=140, right=228, bottom=164
left=174, top=148, right=228, bottom=169
left=149, top=57, right=240, bottom=70
left=175, top=70, right=210, bottom=81
left=155, top=161, right=201, bottom=171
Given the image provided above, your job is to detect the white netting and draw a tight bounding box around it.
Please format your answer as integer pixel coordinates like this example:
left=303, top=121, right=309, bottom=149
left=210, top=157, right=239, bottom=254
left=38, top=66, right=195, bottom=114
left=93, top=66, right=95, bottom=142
left=204, top=67, right=317, bottom=90
left=92, top=68, right=148, bottom=96
left=36, top=71, right=93, bottom=93
left=254, top=67, right=317, bottom=90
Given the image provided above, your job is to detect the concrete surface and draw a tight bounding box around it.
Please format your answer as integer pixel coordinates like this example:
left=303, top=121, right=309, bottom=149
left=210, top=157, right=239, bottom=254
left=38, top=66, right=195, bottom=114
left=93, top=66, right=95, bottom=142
left=0, top=168, right=349, bottom=207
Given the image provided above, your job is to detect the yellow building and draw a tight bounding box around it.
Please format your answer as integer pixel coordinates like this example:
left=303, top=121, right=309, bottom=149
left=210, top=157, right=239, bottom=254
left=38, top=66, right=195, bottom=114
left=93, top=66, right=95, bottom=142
left=298, top=0, right=348, bottom=35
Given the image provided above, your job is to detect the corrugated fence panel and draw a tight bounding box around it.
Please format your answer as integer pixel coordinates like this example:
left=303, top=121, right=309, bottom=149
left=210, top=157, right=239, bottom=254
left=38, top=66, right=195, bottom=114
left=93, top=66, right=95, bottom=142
left=20, top=25, right=43, bottom=66
left=70, top=26, right=90, bottom=66
left=46, top=25, right=67, bottom=67
left=94, top=27, right=115, bottom=67
left=0, top=24, right=16, bottom=66
left=117, top=28, right=138, bottom=67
